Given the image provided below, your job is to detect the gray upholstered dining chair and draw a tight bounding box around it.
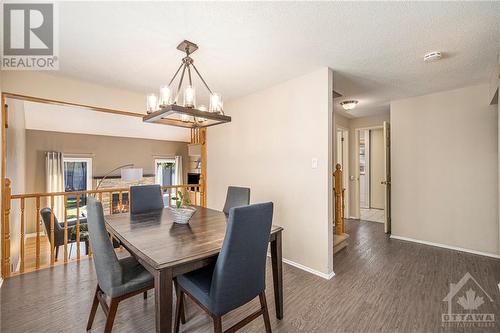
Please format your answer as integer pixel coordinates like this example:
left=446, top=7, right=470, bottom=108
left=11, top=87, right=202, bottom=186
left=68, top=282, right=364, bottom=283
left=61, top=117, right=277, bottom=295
left=222, top=186, right=250, bottom=214
left=86, top=197, right=154, bottom=333
left=174, top=202, right=274, bottom=333
left=40, top=207, right=88, bottom=260
left=129, top=184, right=164, bottom=214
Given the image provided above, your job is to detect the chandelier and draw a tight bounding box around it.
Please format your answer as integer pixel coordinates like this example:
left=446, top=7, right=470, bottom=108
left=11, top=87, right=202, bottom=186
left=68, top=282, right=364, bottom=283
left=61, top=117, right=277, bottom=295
left=143, top=40, right=231, bottom=128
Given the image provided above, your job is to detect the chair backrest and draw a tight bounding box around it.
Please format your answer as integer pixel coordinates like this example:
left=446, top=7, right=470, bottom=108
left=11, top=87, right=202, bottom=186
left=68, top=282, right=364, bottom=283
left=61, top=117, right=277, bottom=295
left=222, top=186, right=250, bottom=214
left=129, top=184, right=164, bottom=214
left=86, top=197, right=123, bottom=296
left=40, top=207, right=63, bottom=245
left=210, top=202, right=273, bottom=315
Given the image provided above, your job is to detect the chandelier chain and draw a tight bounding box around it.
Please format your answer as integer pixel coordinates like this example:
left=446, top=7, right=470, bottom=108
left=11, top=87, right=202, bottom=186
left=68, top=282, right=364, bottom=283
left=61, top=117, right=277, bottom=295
left=187, top=65, right=193, bottom=86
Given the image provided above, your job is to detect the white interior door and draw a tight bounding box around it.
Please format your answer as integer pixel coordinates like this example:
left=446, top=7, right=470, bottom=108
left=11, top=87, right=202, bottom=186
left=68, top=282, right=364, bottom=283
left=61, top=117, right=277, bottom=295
left=383, top=121, right=391, bottom=233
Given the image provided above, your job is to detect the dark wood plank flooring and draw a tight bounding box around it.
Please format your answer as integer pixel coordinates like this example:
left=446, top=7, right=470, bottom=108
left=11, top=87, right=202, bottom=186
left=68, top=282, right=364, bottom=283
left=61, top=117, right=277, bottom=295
left=2, top=219, right=500, bottom=332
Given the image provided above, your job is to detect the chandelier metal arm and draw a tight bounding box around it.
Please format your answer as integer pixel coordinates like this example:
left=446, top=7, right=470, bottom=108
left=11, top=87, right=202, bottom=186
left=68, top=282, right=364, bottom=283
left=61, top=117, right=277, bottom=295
left=174, top=63, right=187, bottom=103
left=168, top=62, right=184, bottom=87
left=191, top=63, right=214, bottom=95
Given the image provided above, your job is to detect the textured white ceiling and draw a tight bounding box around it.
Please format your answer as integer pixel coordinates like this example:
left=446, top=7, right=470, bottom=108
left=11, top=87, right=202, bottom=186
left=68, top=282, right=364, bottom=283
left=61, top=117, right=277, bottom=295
left=54, top=1, right=500, bottom=118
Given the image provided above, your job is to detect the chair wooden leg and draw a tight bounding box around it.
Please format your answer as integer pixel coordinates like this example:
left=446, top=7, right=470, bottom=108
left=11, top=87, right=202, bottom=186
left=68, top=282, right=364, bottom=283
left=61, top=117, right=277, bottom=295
left=143, top=291, right=148, bottom=300
left=259, top=292, right=272, bottom=333
left=104, top=299, right=119, bottom=333
left=213, top=315, right=223, bottom=333
left=174, top=288, right=185, bottom=333
left=174, top=280, right=186, bottom=324
left=86, top=286, right=100, bottom=330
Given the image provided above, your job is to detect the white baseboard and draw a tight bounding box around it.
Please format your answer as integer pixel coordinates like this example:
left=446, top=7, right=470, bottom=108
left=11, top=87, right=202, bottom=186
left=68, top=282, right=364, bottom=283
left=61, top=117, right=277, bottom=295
left=0, top=277, right=3, bottom=289
left=281, top=258, right=335, bottom=280
left=266, top=254, right=335, bottom=280
left=390, top=235, right=500, bottom=259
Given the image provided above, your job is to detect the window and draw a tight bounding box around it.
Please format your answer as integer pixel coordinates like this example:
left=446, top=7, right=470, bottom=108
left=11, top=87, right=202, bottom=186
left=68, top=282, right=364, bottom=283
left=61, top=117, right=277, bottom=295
left=64, top=157, right=92, bottom=220
left=155, top=159, right=176, bottom=186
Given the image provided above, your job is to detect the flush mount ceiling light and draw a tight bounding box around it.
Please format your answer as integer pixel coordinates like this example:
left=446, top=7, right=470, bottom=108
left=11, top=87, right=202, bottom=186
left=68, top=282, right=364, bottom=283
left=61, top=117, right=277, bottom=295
left=423, top=51, right=442, bottom=62
left=143, top=40, right=231, bottom=128
left=340, top=100, right=358, bottom=111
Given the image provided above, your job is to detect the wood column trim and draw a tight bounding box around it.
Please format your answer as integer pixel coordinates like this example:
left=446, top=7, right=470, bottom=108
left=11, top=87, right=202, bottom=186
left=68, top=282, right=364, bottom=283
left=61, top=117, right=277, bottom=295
left=334, top=163, right=344, bottom=235
left=200, top=128, right=207, bottom=207
left=2, top=178, right=11, bottom=277
left=1, top=97, right=8, bottom=278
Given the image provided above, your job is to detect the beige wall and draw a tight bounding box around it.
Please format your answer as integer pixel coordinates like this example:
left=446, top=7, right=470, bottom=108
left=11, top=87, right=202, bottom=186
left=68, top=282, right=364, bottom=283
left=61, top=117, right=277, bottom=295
left=23, top=130, right=188, bottom=232
left=207, top=68, right=334, bottom=276
left=5, top=99, right=27, bottom=271
left=391, top=84, right=499, bottom=254
left=334, top=112, right=350, bottom=129
left=369, top=128, right=384, bottom=209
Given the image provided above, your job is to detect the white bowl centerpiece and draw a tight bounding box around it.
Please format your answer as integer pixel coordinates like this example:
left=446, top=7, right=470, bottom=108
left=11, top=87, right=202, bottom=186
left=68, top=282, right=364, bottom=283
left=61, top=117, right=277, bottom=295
left=168, top=191, right=196, bottom=224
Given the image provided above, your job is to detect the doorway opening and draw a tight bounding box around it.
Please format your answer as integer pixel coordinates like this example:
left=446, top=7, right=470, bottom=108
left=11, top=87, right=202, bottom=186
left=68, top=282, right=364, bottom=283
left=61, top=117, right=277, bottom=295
left=355, top=122, right=391, bottom=232
left=358, top=128, right=384, bottom=222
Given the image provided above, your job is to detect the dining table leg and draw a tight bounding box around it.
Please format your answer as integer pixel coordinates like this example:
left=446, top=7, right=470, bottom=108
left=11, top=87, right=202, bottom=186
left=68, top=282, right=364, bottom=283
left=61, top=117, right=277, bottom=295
left=154, top=268, right=173, bottom=333
left=270, top=230, right=283, bottom=320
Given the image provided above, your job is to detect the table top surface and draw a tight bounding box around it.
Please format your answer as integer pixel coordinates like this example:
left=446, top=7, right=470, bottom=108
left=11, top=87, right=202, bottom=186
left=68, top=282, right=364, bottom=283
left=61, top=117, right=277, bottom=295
left=105, top=206, right=283, bottom=270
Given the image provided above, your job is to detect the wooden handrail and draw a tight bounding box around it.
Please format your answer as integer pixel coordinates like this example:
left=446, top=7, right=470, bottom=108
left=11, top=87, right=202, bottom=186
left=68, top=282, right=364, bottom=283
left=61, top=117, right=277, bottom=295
left=10, top=184, right=201, bottom=199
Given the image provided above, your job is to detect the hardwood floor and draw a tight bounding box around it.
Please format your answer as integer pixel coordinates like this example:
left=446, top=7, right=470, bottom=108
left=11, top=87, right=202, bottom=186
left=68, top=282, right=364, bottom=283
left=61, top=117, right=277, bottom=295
left=2, top=219, right=500, bottom=332
left=20, top=236, right=96, bottom=273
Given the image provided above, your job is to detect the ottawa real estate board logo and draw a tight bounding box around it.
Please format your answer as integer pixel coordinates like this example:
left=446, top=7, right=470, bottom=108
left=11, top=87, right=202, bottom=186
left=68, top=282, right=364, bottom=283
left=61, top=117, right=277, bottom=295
left=442, top=272, right=495, bottom=328
left=2, top=2, right=59, bottom=70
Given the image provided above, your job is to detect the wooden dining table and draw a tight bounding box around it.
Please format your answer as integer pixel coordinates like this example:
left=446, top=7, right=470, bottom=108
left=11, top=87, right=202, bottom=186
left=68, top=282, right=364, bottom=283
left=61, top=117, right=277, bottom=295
left=105, top=206, right=284, bottom=333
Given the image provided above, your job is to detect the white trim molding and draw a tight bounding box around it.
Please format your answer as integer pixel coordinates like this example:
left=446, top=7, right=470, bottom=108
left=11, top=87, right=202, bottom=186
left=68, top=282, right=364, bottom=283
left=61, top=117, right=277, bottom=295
left=282, top=258, right=335, bottom=280
left=0, top=277, right=3, bottom=289
left=390, top=235, right=500, bottom=259
left=266, top=254, right=335, bottom=280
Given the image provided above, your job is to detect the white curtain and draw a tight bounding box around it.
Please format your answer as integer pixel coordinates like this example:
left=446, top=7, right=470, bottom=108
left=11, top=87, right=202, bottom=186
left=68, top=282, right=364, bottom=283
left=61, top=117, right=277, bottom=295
left=156, top=163, right=163, bottom=185
left=46, top=152, right=65, bottom=220
left=174, top=155, right=183, bottom=185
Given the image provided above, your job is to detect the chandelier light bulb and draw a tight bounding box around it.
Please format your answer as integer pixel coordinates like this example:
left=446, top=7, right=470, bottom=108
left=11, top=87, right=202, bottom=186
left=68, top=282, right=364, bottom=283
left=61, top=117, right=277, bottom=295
left=146, top=93, right=158, bottom=114
left=210, top=93, right=223, bottom=113
left=159, top=86, right=172, bottom=106
left=183, top=85, right=196, bottom=108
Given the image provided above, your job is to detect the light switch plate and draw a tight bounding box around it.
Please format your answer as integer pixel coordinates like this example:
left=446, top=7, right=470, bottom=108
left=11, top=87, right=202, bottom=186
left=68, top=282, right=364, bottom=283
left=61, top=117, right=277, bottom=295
left=311, top=158, right=318, bottom=169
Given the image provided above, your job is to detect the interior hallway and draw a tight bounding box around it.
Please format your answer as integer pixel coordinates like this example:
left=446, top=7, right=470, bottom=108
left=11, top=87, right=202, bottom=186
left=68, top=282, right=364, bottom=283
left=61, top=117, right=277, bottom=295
left=2, top=219, right=500, bottom=332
